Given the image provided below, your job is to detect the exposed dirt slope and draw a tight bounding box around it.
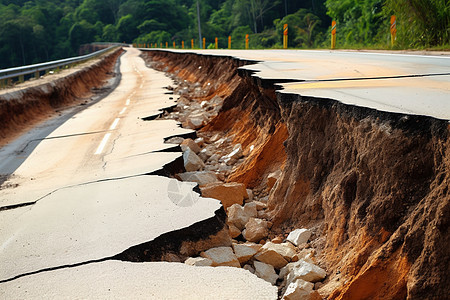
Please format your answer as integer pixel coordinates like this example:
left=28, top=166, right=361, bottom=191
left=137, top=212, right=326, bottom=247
left=0, top=48, right=123, bottom=147
left=143, top=50, right=449, bottom=300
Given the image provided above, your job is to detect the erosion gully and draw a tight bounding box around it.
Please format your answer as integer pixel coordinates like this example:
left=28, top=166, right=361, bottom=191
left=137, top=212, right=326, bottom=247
left=140, top=50, right=449, bottom=300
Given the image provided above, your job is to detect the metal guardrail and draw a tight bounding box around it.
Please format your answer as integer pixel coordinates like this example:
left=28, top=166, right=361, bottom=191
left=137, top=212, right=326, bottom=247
left=0, top=45, right=119, bottom=89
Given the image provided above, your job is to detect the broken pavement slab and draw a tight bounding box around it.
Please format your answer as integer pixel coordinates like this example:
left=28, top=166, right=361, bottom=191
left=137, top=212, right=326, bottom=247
left=0, top=176, right=221, bottom=282
left=0, top=261, right=278, bottom=299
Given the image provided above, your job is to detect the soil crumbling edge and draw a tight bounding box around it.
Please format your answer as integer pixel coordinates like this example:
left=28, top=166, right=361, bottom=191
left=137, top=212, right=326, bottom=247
left=141, top=49, right=449, bottom=300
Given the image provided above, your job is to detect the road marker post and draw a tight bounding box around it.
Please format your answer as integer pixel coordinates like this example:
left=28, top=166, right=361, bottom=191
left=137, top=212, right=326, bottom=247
left=182, top=41, right=185, bottom=49
left=160, top=42, right=162, bottom=48
left=283, top=24, right=288, bottom=49
left=228, top=36, right=231, bottom=49
left=215, top=37, right=218, bottom=49
left=390, top=15, right=397, bottom=47
left=191, top=39, right=194, bottom=49
left=245, top=34, right=249, bottom=49
left=173, top=41, right=176, bottom=48
left=331, top=20, right=337, bottom=49
left=166, top=42, right=168, bottom=48
left=202, top=37, right=205, bottom=49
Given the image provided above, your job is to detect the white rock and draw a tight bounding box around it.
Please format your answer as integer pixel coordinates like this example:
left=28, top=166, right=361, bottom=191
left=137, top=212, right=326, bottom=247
left=185, top=257, right=213, bottom=267
left=187, top=113, right=207, bottom=129
left=183, top=148, right=205, bottom=172
left=227, top=204, right=250, bottom=230
left=253, top=201, right=267, bottom=211
left=287, top=229, right=312, bottom=246
left=282, top=279, right=319, bottom=300
left=181, top=138, right=201, bottom=154
left=194, top=137, right=205, bottom=147
left=243, top=218, right=269, bottom=243
left=254, top=261, right=278, bottom=285
left=232, top=242, right=260, bottom=264
left=243, top=202, right=258, bottom=218
left=254, top=242, right=289, bottom=269
left=260, top=242, right=297, bottom=262
left=227, top=144, right=244, bottom=160
left=286, top=260, right=326, bottom=286
left=177, top=171, right=219, bottom=186
left=200, top=247, right=240, bottom=268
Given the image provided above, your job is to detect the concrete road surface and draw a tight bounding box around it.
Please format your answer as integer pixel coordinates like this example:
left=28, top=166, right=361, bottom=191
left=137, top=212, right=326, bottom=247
left=155, top=49, right=450, bottom=121
left=0, top=48, right=277, bottom=299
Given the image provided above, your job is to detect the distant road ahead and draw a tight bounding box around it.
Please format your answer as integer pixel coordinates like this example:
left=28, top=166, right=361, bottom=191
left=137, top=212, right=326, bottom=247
left=161, top=49, right=450, bottom=121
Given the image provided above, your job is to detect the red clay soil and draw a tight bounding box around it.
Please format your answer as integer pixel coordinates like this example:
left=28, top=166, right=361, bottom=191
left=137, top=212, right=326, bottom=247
left=143, top=50, right=449, bottom=300
left=0, top=48, right=123, bottom=147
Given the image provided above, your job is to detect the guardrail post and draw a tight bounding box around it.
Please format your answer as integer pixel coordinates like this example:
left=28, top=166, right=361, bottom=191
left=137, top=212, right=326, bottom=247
left=19, top=75, right=24, bottom=83
left=35, top=71, right=40, bottom=79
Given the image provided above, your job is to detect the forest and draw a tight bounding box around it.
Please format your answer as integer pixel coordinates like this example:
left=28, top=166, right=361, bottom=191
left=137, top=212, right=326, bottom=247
left=0, top=0, right=449, bottom=69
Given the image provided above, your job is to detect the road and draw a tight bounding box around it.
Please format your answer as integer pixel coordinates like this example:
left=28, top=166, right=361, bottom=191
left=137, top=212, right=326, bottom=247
left=160, top=49, right=450, bottom=121
left=0, top=48, right=277, bottom=299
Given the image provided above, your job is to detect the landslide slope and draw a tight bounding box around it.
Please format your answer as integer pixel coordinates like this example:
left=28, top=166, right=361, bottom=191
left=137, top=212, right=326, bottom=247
left=142, top=50, right=449, bottom=300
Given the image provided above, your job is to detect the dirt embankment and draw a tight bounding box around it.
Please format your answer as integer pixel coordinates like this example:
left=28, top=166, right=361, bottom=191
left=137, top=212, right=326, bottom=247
left=143, top=50, right=449, bottom=299
left=0, top=48, right=123, bottom=147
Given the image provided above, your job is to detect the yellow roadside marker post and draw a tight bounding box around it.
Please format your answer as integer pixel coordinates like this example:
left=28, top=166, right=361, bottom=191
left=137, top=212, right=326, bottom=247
left=173, top=41, right=176, bottom=48
left=160, top=42, right=162, bottom=48
left=166, top=42, right=168, bottom=48
left=191, top=39, right=194, bottom=49
left=331, top=20, right=337, bottom=49
left=283, top=24, right=288, bottom=49
left=202, top=37, right=206, bottom=49
left=182, top=41, right=185, bottom=49
left=215, top=37, right=218, bottom=49
left=228, top=36, right=231, bottom=49
left=390, top=15, right=397, bottom=47
left=245, top=34, right=249, bottom=49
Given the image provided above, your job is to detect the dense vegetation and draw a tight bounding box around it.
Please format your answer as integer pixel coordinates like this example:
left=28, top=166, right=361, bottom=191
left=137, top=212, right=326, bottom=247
left=0, top=0, right=449, bottom=69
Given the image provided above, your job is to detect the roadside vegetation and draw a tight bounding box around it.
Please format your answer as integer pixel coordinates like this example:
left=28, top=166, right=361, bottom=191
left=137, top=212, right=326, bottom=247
left=1, top=0, right=449, bottom=69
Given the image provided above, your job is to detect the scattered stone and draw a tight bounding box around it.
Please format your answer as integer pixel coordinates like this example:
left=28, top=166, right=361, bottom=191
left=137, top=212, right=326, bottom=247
left=259, top=196, right=269, bottom=204
left=267, top=170, right=282, bottom=191
left=209, top=133, right=221, bottom=143
left=201, top=182, right=247, bottom=210
left=228, top=224, right=241, bottom=239
left=198, top=148, right=213, bottom=162
left=246, top=189, right=253, bottom=202
left=257, top=210, right=269, bottom=219
left=254, top=242, right=289, bottom=269
left=227, top=204, right=251, bottom=230
left=296, top=248, right=316, bottom=261
left=272, top=236, right=283, bottom=244
left=165, top=136, right=184, bottom=144
left=194, top=137, right=205, bottom=147
left=287, top=229, right=312, bottom=246
left=243, top=264, right=255, bottom=274
left=243, top=202, right=258, bottom=218
left=253, top=201, right=267, bottom=211
left=254, top=261, right=278, bottom=285
left=207, top=153, right=220, bottom=163
left=232, top=243, right=259, bottom=264
left=184, top=257, right=213, bottom=267
left=227, top=144, right=244, bottom=160
left=243, top=218, right=269, bottom=243
left=183, top=148, right=205, bottom=172
left=282, top=279, right=320, bottom=300
left=286, top=260, right=326, bottom=285
left=181, top=138, right=201, bottom=154
left=177, top=171, right=219, bottom=186
left=200, top=247, right=240, bottom=268
left=187, top=113, right=207, bottom=129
